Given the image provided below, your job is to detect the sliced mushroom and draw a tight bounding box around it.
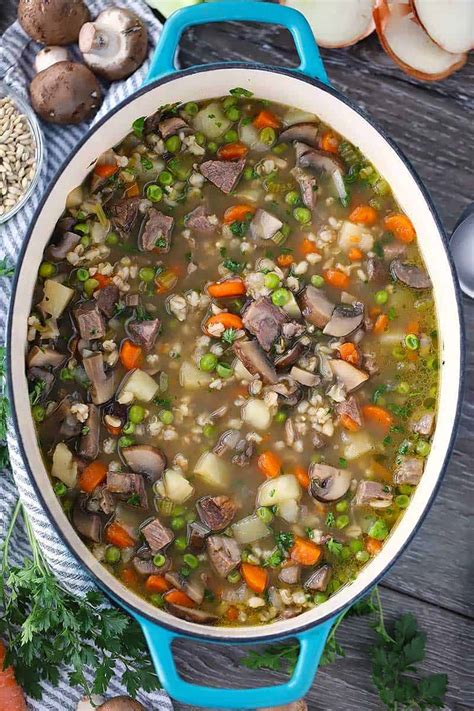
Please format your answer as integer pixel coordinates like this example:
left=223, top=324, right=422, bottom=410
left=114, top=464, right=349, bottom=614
left=297, top=285, right=335, bottom=328
left=47, top=231, right=81, bottom=261
left=323, top=302, right=364, bottom=338
left=309, top=463, right=352, bottom=502
left=187, top=521, right=211, bottom=553
left=79, top=8, right=148, bottom=81
left=72, top=498, right=102, bottom=543
left=278, top=122, right=319, bottom=147
left=121, top=445, right=167, bottom=482
left=275, top=341, right=307, bottom=371
left=390, top=260, right=432, bottom=289
left=289, top=366, right=320, bottom=388
left=305, top=564, right=332, bottom=592
left=78, top=404, right=100, bottom=460
left=233, top=339, right=278, bottom=384
left=296, top=143, right=345, bottom=174
left=165, top=571, right=205, bottom=605
left=159, top=116, right=192, bottom=140
left=27, top=345, right=66, bottom=369
left=329, top=359, right=369, bottom=393
left=267, top=376, right=303, bottom=407
left=83, top=353, right=117, bottom=405
left=97, top=698, right=146, bottom=711
left=166, top=602, right=219, bottom=625
left=213, top=429, right=241, bottom=457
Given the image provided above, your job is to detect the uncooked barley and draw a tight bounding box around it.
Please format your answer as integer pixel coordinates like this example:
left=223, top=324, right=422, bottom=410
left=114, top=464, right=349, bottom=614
left=0, top=96, right=37, bottom=218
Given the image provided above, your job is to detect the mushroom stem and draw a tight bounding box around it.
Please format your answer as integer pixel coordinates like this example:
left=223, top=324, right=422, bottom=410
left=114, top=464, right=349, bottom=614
left=79, top=23, right=110, bottom=53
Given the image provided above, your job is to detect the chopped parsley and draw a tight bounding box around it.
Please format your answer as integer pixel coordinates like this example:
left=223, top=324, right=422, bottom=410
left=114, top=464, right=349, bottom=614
left=230, top=87, right=253, bottom=98
left=132, top=116, right=145, bottom=138
left=325, top=512, right=336, bottom=527
left=222, top=328, right=237, bottom=345
left=372, top=384, right=387, bottom=404
left=141, top=156, right=153, bottom=170
left=338, top=457, right=348, bottom=469
left=127, top=493, right=141, bottom=506
left=135, top=306, right=153, bottom=322
left=29, top=379, right=46, bottom=406
left=326, top=538, right=344, bottom=557
left=155, top=237, right=167, bottom=248
left=275, top=531, right=294, bottom=553
left=223, top=258, right=243, bottom=274
left=230, top=220, right=249, bottom=238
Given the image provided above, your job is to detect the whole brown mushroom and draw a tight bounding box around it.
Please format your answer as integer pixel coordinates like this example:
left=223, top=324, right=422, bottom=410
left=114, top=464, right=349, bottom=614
left=30, top=60, right=101, bottom=124
left=18, top=0, right=90, bottom=45
left=97, top=697, right=146, bottom=711
left=79, top=7, right=148, bottom=81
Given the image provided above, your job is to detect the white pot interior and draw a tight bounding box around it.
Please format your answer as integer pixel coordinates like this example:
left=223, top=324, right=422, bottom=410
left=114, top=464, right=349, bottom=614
left=9, top=67, right=462, bottom=641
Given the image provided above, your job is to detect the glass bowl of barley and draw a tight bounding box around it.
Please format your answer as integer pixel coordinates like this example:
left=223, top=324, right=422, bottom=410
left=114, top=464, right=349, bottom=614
left=0, top=81, right=44, bottom=224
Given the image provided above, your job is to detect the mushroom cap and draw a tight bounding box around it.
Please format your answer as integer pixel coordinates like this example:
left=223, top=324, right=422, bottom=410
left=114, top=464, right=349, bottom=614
left=97, top=697, right=146, bottom=711
left=30, top=61, right=102, bottom=125
left=79, top=7, right=148, bottom=81
left=34, top=45, right=69, bottom=74
left=18, top=0, right=90, bottom=45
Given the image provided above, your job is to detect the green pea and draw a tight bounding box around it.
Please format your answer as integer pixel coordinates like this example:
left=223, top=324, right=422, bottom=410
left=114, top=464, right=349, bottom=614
left=105, top=546, right=121, bottom=564
left=222, top=96, right=238, bottom=110
left=118, top=436, right=134, bottom=448
left=285, top=191, right=300, bottom=206
left=259, top=127, right=276, bottom=146
left=415, top=439, right=431, bottom=457
left=159, top=409, right=174, bottom=425
left=39, top=261, right=56, bottom=278
left=32, top=404, right=45, bottom=422
left=174, top=536, right=187, bottom=551
left=264, top=272, right=280, bottom=290
left=427, top=355, right=439, bottom=371
left=200, top=353, right=218, bottom=372
left=274, top=410, right=287, bottom=424
left=405, top=333, right=419, bottom=350
left=59, top=368, right=74, bottom=382
left=395, top=494, right=410, bottom=509
left=256, top=506, right=274, bottom=524
left=396, top=381, right=410, bottom=395
left=368, top=519, right=389, bottom=541
left=153, top=553, right=166, bottom=567
left=194, top=131, right=206, bottom=146
left=80, top=235, right=91, bottom=248
left=271, top=288, right=291, bottom=306
left=122, top=421, right=135, bottom=435
left=203, top=424, right=217, bottom=439
left=150, top=593, right=164, bottom=607
left=171, top=516, right=186, bottom=531
left=106, top=231, right=119, bottom=246
left=173, top=505, right=187, bottom=516
left=398, top=484, right=413, bottom=495
left=76, top=268, right=89, bottom=282
left=207, top=141, right=218, bottom=153
left=165, top=135, right=182, bottom=153
left=244, top=166, right=256, bottom=180
left=336, top=515, right=349, bottom=529
left=74, top=222, right=89, bottom=235
left=185, top=511, right=197, bottom=523
left=216, top=363, right=233, bottom=379
left=375, top=290, right=388, bottom=305
left=293, top=206, right=312, bottom=224
left=129, top=405, right=145, bottom=424
left=349, top=538, right=364, bottom=553
left=158, top=170, right=173, bottom=186
left=139, top=266, right=155, bottom=282
left=227, top=570, right=241, bottom=584
left=311, top=275, right=324, bottom=288
left=392, top=345, right=406, bottom=361
left=146, top=184, right=163, bottom=202
left=54, top=481, right=67, bottom=497
left=225, top=106, right=241, bottom=122
left=83, top=278, right=99, bottom=297
left=356, top=550, right=370, bottom=563
left=223, top=129, right=239, bottom=143
left=335, top=500, right=348, bottom=513
left=273, top=143, right=287, bottom=155
left=183, top=553, right=199, bottom=569
left=314, top=592, right=328, bottom=604
left=184, top=101, right=199, bottom=116
left=341, top=546, right=352, bottom=561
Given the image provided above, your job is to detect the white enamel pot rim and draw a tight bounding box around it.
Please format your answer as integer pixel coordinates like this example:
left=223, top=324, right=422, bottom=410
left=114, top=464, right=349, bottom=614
left=7, top=64, right=465, bottom=643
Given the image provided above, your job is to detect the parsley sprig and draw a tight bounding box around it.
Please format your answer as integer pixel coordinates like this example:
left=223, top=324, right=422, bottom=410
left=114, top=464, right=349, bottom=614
left=0, top=346, right=9, bottom=469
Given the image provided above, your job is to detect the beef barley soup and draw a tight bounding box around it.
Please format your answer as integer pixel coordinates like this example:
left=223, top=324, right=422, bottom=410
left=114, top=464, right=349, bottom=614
left=26, top=90, right=438, bottom=626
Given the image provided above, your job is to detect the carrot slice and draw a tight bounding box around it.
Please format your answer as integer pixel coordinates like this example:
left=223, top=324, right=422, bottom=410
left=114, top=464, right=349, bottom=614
left=145, top=575, right=171, bottom=594
left=223, top=204, right=256, bottom=224
left=94, top=163, right=118, bottom=178
left=164, top=590, right=196, bottom=607
left=290, top=536, right=322, bottom=566
left=105, top=522, right=135, bottom=549
left=241, top=562, right=269, bottom=594
left=208, top=278, right=246, bottom=298
left=323, top=269, right=350, bottom=289
left=94, top=273, right=112, bottom=289
left=294, top=465, right=310, bottom=488
left=0, top=641, right=27, bottom=711
left=299, top=238, right=319, bottom=255
left=276, top=253, right=294, bottom=267
left=340, top=413, right=360, bottom=432
left=406, top=319, right=420, bottom=335
left=320, top=130, right=340, bottom=153
left=257, top=450, right=282, bottom=479
left=384, top=213, right=416, bottom=243
left=348, top=247, right=364, bottom=261
left=373, top=314, right=389, bottom=334
left=217, top=142, right=248, bottom=160
left=120, top=339, right=143, bottom=370
left=366, top=537, right=383, bottom=556
left=349, top=204, right=378, bottom=226
left=206, top=312, right=243, bottom=332
left=253, top=110, right=281, bottom=129
left=78, top=460, right=108, bottom=493
left=362, top=404, right=394, bottom=431
left=125, top=182, right=140, bottom=197
left=339, top=342, right=361, bottom=366
left=226, top=605, right=239, bottom=621
left=121, top=566, right=139, bottom=587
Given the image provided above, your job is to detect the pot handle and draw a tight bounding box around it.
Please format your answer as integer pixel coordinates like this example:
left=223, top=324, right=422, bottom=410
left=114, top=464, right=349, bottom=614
left=146, top=0, right=328, bottom=84
left=135, top=612, right=334, bottom=708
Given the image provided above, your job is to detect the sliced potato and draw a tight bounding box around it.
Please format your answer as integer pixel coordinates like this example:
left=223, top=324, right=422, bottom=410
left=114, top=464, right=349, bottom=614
left=232, top=514, right=271, bottom=544
left=242, top=398, right=272, bottom=430
left=193, top=102, right=232, bottom=139
left=338, top=220, right=374, bottom=253
left=40, top=279, right=74, bottom=318
left=51, top=442, right=78, bottom=488
left=118, top=369, right=159, bottom=403
left=163, top=468, right=194, bottom=504
left=258, top=474, right=302, bottom=507
left=194, top=451, right=230, bottom=489
left=343, top=431, right=374, bottom=460
left=179, top=361, right=212, bottom=390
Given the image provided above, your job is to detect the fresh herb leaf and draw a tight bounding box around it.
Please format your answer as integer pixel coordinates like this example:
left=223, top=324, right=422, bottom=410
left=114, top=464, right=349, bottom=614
left=29, top=379, right=46, bottom=405
left=222, top=328, right=237, bottom=345
left=141, top=156, right=153, bottom=170
left=373, top=384, right=387, bottom=404
left=230, top=87, right=253, bottom=98
left=132, top=116, right=145, bottom=139
left=223, top=258, right=243, bottom=274
left=230, top=220, right=249, bottom=238
left=135, top=305, right=152, bottom=322
left=325, top=512, right=336, bottom=527
left=126, top=493, right=141, bottom=506
left=0, top=258, right=14, bottom=277
left=275, top=531, right=294, bottom=553
left=326, top=538, right=344, bottom=557
left=339, top=457, right=348, bottom=468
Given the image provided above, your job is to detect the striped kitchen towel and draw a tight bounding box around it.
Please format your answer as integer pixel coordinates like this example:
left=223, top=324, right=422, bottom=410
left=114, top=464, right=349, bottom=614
left=0, top=3, right=174, bottom=709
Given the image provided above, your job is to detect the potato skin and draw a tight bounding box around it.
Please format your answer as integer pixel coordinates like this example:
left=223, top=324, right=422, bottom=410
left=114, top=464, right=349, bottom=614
left=30, top=62, right=101, bottom=125
left=18, top=0, right=90, bottom=45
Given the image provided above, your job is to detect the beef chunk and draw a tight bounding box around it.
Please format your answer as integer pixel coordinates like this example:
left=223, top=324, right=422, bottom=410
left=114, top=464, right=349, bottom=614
left=366, top=257, right=387, bottom=283
left=140, top=208, right=174, bottom=252
left=144, top=110, right=161, bottom=134
left=198, top=496, right=237, bottom=531
left=278, top=564, right=301, bottom=585
left=94, top=284, right=119, bottom=318
left=242, top=297, right=288, bottom=351
left=187, top=521, right=210, bottom=553
left=383, top=241, right=407, bottom=261
left=354, top=480, right=393, bottom=506
left=87, top=485, right=116, bottom=515
left=125, top=293, right=140, bottom=307
left=410, top=412, right=435, bottom=437
left=394, top=457, right=424, bottom=486
left=199, top=158, right=245, bottom=194
left=141, top=517, right=174, bottom=552
left=73, top=497, right=102, bottom=543
left=74, top=301, right=106, bottom=340
left=305, top=565, right=332, bottom=592
left=233, top=339, right=278, bottom=384
left=159, top=116, right=191, bottom=139
left=110, top=197, right=141, bottom=232
left=336, top=395, right=363, bottom=427
left=128, top=318, right=161, bottom=352
left=291, top=167, right=317, bottom=209
left=185, top=204, right=216, bottom=234
left=106, top=471, right=148, bottom=508
left=206, top=535, right=241, bottom=577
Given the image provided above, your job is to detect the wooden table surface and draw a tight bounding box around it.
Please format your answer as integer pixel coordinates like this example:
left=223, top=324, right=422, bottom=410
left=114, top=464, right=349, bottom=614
left=1, top=3, right=473, bottom=710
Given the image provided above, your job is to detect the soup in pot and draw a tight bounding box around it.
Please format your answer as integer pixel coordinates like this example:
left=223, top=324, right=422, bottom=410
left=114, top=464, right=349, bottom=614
left=26, top=91, right=438, bottom=626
